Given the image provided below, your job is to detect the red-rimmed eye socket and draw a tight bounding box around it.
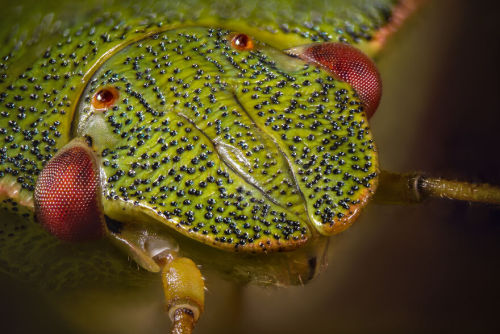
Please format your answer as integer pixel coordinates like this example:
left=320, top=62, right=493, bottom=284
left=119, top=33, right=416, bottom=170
left=230, top=33, right=254, bottom=51
left=91, top=86, right=119, bottom=110
left=287, top=43, right=382, bottom=118
left=34, top=140, right=105, bottom=242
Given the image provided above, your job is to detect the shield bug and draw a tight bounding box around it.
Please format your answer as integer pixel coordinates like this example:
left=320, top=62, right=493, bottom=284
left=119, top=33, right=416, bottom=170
left=0, top=0, right=498, bottom=333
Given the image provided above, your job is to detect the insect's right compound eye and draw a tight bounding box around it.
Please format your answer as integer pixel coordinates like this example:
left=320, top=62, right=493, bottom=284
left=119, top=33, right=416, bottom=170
left=286, top=42, right=382, bottom=118
left=34, top=139, right=105, bottom=242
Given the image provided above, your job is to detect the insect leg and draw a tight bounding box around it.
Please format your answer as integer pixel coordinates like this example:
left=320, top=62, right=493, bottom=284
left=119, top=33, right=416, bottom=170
left=375, top=170, right=500, bottom=205
left=161, top=257, right=205, bottom=334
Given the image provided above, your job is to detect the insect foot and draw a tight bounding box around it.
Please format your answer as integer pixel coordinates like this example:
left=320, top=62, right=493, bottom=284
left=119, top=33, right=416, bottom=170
left=34, top=138, right=106, bottom=242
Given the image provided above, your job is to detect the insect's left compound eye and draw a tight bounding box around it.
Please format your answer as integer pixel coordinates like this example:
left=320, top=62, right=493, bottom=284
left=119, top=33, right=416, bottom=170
left=287, top=43, right=382, bottom=118
left=92, top=86, right=119, bottom=110
left=34, top=139, right=105, bottom=242
left=230, top=33, right=254, bottom=51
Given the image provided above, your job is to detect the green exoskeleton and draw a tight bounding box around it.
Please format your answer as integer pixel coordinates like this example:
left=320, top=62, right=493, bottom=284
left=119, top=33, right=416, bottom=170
left=0, top=0, right=498, bottom=333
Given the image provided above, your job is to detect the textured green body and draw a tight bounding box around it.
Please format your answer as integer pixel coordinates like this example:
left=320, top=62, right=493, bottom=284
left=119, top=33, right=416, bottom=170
left=0, top=0, right=398, bottom=287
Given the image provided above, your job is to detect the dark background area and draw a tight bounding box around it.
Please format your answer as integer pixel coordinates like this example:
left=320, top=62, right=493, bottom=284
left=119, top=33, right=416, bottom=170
left=0, top=0, right=499, bottom=333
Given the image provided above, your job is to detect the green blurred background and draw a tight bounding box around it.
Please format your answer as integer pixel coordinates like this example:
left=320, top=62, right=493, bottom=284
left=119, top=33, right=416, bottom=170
left=0, top=0, right=499, bottom=333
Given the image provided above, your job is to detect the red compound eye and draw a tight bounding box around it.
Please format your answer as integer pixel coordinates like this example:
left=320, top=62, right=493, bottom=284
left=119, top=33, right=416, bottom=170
left=230, top=33, right=254, bottom=51
left=92, top=86, right=119, bottom=110
left=287, top=43, right=382, bottom=118
left=34, top=139, right=105, bottom=242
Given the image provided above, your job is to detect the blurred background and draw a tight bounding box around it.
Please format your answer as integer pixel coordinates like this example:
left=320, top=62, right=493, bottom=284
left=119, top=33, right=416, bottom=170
left=1, top=0, right=499, bottom=333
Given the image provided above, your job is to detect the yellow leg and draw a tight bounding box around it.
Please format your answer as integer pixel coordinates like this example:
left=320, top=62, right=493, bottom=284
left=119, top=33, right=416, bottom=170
left=375, top=170, right=500, bottom=205
left=170, top=308, right=196, bottom=334
left=161, top=257, right=205, bottom=334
